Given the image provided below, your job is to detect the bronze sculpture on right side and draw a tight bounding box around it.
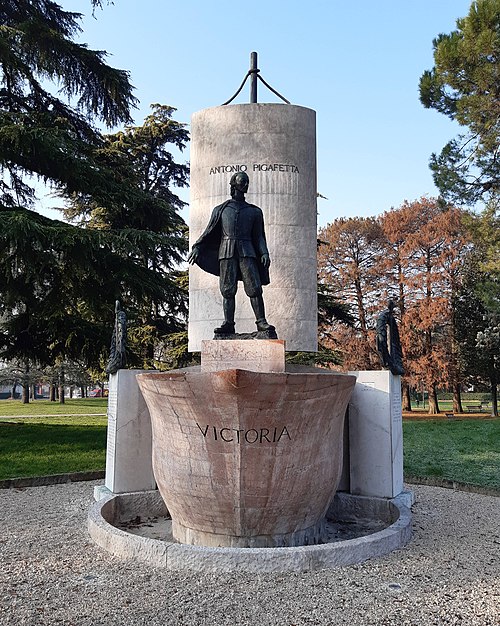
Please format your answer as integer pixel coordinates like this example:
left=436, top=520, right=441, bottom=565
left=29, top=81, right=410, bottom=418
left=376, top=300, right=404, bottom=376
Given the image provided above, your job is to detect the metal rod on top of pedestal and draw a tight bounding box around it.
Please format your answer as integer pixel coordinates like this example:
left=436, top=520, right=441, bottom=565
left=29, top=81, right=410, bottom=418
left=250, top=51, right=258, bottom=103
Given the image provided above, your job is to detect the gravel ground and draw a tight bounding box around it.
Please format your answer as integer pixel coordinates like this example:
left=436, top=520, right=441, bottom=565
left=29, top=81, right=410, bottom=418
left=0, top=482, right=499, bottom=626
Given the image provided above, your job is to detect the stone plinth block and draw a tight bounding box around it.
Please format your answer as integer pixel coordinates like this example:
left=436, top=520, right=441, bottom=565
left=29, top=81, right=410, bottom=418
left=201, top=339, right=285, bottom=373
left=188, top=103, right=317, bottom=352
left=347, top=370, right=403, bottom=498
left=105, top=369, right=155, bottom=494
left=136, top=370, right=356, bottom=548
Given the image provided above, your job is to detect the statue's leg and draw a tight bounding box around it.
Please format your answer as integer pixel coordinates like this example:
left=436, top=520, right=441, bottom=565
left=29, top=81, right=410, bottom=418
left=223, top=296, right=236, bottom=325
left=216, top=259, right=237, bottom=334
left=250, top=294, right=265, bottom=321
left=240, top=258, right=274, bottom=332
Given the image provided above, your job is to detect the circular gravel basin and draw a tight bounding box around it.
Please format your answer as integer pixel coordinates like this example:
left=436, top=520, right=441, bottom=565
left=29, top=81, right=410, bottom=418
left=88, top=490, right=412, bottom=572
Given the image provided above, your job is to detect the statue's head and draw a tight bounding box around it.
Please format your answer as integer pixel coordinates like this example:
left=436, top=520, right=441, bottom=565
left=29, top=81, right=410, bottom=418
left=230, top=171, right=249, bottom=195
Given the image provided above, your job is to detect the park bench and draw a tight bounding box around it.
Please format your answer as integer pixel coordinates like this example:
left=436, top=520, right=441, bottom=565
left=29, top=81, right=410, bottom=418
left=465, top=402, right=482, bottom=413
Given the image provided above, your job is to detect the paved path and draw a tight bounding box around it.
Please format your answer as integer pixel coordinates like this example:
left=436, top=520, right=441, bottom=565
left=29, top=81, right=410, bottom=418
left=0, top=481, right=499, bottom=625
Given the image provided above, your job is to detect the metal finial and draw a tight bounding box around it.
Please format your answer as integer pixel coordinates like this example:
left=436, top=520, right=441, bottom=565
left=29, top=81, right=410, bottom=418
left=221, top=52, right=290, bottom=106
left=250, top=51, right=258, bottom=103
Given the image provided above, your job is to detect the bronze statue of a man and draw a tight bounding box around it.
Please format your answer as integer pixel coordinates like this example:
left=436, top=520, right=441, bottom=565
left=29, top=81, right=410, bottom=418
left=188, top=172, right=275, bottom=336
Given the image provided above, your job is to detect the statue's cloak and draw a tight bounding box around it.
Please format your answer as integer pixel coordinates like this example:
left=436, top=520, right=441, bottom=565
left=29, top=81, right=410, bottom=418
left=191, top=200, right=271, bottom=285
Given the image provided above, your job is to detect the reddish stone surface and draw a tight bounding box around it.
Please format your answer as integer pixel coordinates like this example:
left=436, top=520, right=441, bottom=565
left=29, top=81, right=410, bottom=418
left=137, top=369, right=355, bottom=547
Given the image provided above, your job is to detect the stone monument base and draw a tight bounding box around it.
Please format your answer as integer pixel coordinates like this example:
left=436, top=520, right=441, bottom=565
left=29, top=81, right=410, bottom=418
left=105, top=369, right=155, bottom=494
left=88, top=489, right=412, bottom=571
left=201, top=338, right=285, bottom=373
left=347, top=370, right=403, bottom=498
left=136, top=342, right=356, bottom=549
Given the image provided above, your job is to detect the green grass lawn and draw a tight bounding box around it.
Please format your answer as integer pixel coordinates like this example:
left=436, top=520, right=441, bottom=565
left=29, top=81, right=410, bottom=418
left=0, top=416, right=107, bottom=480
left=410, top=400, right=454, bottom=411
left=403, top=418, right=500, bottom=489
left=0, top=397, right=107, bottom=417
left=409, top=401, right=494, bottom=413
left=1, top=409, right=499, bottom=490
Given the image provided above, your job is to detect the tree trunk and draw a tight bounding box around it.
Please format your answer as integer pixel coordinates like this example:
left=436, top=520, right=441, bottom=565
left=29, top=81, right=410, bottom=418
left=30, top=384, right=36, bottom=400
left=22, top=361, right=30, bottom=404
left=59, top=366, right=65, bottom=404
left=428, top=383, right=440, bottom=414
left=452, top=383, right=463, bottom=413
left=80, top=386, right=85, bottom=398
left=22, top=383, right=29, bottom=404
left=11, top=381, right=18, bottom=399
left=49, top=384, right=56, bottom=402
left=99, top=381, right=105, bottom=398
left=69, top=386, right=74, bottom=399
left=353, top=277, right=371, bottom=370
left=402, top=381, right=412, bottom=411
left=491, top=372, right=498, bottom=417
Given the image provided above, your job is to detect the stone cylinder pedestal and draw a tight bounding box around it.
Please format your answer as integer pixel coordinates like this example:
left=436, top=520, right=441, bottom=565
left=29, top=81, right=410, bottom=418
left=188, top=103, right=317, bottom=352
left=136, top=368, right=355, bottom=548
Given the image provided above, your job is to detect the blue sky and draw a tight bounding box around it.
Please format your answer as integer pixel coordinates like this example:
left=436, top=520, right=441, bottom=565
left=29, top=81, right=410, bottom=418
left=41, top=0, right=473, bottom=226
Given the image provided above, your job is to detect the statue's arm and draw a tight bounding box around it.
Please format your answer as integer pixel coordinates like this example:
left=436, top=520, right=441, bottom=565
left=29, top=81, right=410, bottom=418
left=188, top=202, right=226, bottom=264
left=253, top=209, right=270, bottom=267
left=187, top=246, right=200, bottom=264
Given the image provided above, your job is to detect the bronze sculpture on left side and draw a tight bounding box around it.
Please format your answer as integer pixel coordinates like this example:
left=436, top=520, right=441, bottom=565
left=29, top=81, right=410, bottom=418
left=376, top=300, right=404, bottom=376
left=106, top=300, right=127, bottom=374
left=188, top=171, right=277, bottom=339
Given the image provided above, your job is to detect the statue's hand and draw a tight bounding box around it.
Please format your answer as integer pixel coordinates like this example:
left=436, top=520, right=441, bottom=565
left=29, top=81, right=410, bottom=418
left=261, top=253, right=270, bottom=269
left=187, top=247, right=200, bottom=265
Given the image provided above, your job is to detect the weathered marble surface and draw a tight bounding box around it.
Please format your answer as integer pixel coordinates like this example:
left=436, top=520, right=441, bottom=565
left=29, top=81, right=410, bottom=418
left=201, top=339, right=285, bottom=373
left=105, top=370, right=155, bottom=494
left=347, top=370, right=403, bottom=498
left=136, top=369, right=356, bottom=547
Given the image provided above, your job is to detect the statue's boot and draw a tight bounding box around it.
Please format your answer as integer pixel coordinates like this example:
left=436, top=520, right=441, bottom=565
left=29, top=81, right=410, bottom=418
left=256, top=319, right=274, bottom=332
left=214, top=321, right=235, bottom=334
left=250, top=296, right=274, bottom=332
left=215, top=298, right=236, bottom=334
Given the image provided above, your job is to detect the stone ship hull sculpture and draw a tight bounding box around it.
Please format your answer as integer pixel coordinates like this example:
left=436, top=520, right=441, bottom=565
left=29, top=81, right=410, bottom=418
left=137, top=368, right=356, bottom=548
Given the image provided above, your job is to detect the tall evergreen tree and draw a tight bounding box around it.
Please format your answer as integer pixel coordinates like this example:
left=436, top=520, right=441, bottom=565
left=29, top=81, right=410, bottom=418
left=465, top=201, right=500, bottom=311
left=0, top=2, right=188, bottom=391
left=63, top=104, right=190, bottom=368
left=454, top=270, right=499, bottom=416
left=0, top=0, right=137, bottom=206
left=419, top=0, right=500, bottom=205
left=461, top=202, right=500, bottom=414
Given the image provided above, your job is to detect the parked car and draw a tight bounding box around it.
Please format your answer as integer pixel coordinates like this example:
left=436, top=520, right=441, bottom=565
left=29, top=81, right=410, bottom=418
left=89, top=388, right=108, bottom=397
